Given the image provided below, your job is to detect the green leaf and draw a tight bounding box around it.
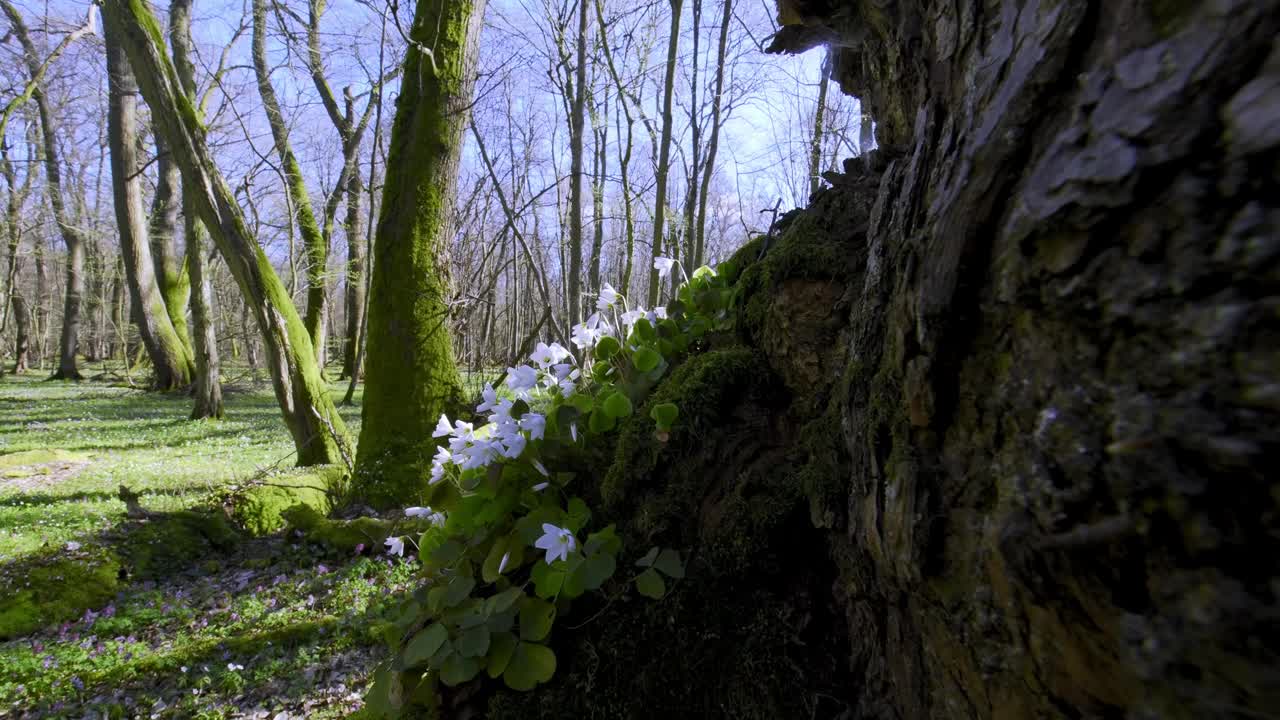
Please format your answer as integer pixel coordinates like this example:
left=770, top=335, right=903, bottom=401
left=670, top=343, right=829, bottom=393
left=457, top=625, right=491, bottom=658
left=569, top=393, right=594, bottom=414
left=593, top=335, right=621, bottom=360
left=443, top=575, right=476, bottom=608
left=635, top=546, right=660, bottom=568
left=402, top=623, right=448, bottom=668
left=633, top=346, right=661, bottom=372
left=635, top=568, right=666, bottom=599
left=632, top=317, right=656, bottom=342
left=482, top=537, right=510, bottom=583
left=487, top=609, right=515, bottom=633
left=583, top=551, right=617, bottom=590
left=603, top=392, right=633, bottom=418
left=430, top=539, right=464, bottom=566
left=363, top=663, right=396, bottom=718
left=591, top=361, right=613, bottom=383
left=654, top=549, right=685, bottom=579
left=503, top=642, right=557, bottom=691
left=588, top=408, right=616, bottom=433
left=565, top=497, right=591, bottom=532
left=649, top=402, right=679, bottom=430
left=486, top=632, right=517, bottom=678
left=518, top=598, right=556, bottom=641
left=561, top=555, right=588, bottom=598
left=531, top=561, right=564, bottom=598
left=439, top=654, right=481, bottom=687
left=509, top=398, right=530, bottom=418
left=585, top=525, right=621, bottom=555
left=488, top=587, right=524, bottom=614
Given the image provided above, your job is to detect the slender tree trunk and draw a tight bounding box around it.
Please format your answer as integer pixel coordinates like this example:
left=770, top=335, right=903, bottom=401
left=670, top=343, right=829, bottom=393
left=340, top=168, right=365, bottom=379
left=588, top=122, right=606, bottom=296
left=807, top=52, right=829, bottom=200
left=105, top=22, right=195, bottom=390
left=109, top=257, right=124, bottom=360
left=171, top=0, right=224, bottom=418
left=355, top=0, right=486, bottom=507
left=10, top=293, right=28, bottom=373
left=679, top=0, right=701, bottom=290
left=694, top=0, right=730, bottom=267
left=251, top=0, right=329, bottom=366
left=102, top=0, right=349, bottom=465
left=33, top=232, right=46, bottom=367
left=648, top=0, right=682, bottom=306
left=566, top=0, right=589, bottom=329
left=149, top=134, right=193, bottom=356
left=2, top=1, right=88, bottom=379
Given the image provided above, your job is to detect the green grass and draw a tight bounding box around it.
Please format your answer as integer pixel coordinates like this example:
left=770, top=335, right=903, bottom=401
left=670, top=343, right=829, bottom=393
left=0, top=368, right=436, bottom=718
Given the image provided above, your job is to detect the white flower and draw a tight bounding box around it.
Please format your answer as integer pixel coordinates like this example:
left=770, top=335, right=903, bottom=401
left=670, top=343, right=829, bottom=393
left=384, top=536, right=405, bottom=557
left=426, top=510, right=446, bottom=527
left=180, top=666, right=188, bottom=673
left=476, top=384, right=499, bottom=414
left=432, top=414, right=452, bottom=438
left=654, top=256, right=676, bottom=278
left=65, top=541, right=81, bottom=552
left=452, top=420, right=474, bottom=437
left=534, top=523, right=577, bottom=564
left=532, top=482, right=549, bottom=492
left=530, top=342, right=570, bottom=369
left=596, top=283, right=619, bottom=311
left=653, top=306, right=668, bottom=320
left=532, top=459, right=549, bottom=477
left=227, top=663, right=244, bottom=672
left=497, top=551, right=510, bottom=575
left=506, top=365, right=539, bottom=396
left=570, top=422, right=578, bottom=442
left=404, top=506, right=432, bottom=518
left=571, top=322, right=597, bottom=350
left=500, top=432, right=527, bottom=459
left=519, top=412, right=546, bottom=440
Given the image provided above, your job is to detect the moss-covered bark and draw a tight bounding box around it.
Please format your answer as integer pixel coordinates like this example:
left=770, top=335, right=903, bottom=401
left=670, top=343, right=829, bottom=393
left=354, top=0, right=485, bottom=507
left=147, top=135, right=195, bottom=361
left=102, top=0, right=348, bottom=465
left=105, top=24, right=195, bottom=390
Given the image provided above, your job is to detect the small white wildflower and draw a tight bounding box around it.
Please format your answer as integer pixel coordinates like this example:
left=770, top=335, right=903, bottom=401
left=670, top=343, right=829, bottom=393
left=497, top=551, right=510, bottom=575
left=532, top=482, right=549, bottom=492
left=65, top=541, right=81, bottom=552
left=227, top=663, right=244, bottom=672
left=653, top=256, right=676, bottom=278
left=384, top=536, right=405, bottom=557
left=532, top=459, right=549, bottom=477
left=596, top=282, right=619, bottom=311
left=432, top=414, right=452, bottom=438
left=534, top=524, right=577, bottom=564
left=519, top=412, right=546, bottom=441
left=404, top=507, right=433, bottom=518
left=476, top=384, right=499, bottom=414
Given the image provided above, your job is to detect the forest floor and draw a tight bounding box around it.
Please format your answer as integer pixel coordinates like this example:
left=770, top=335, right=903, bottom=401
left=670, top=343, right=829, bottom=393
left=0, top=369, right=475, bottom=719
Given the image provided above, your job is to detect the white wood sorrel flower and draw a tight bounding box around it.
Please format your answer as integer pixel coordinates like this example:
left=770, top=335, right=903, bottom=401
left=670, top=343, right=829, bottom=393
left=534, top=524, right=576, bottom=564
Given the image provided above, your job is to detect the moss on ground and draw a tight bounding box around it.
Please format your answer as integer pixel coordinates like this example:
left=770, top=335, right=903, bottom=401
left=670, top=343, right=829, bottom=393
left=117, top=509, right=242, bottom=579
left=0, top=546, right=122, bottom=640
left=230, top=465, right=345, bottom=535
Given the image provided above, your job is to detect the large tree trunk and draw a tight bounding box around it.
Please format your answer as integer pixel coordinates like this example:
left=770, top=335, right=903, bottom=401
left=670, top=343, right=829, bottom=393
left=354, top=0, right=484, bottom=507
left=484, top=1, right=1280, bottom=719
left=340, top=166, right=365, bottom=380
left=101, top=0, right=349, bottom=465
left=106, top=25, right=195, bottom=390
left=251, top=0, right=329, bottom=367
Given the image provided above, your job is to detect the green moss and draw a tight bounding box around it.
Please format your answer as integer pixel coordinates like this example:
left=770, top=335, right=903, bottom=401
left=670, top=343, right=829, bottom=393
left=602, top=347, right=769, bottom=513
left=0, top=547, right=122, bottom=640
left=354, top=0, right=477, bottom=509
left=230, top=465, right=344, bottom=535
left=117, top=510, right=241, bottom=579
left=281, top=504, right=435, bottom=554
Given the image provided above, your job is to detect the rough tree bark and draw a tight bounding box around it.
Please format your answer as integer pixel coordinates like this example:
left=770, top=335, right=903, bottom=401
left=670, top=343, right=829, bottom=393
left=171, top=0, right=223, bottom=419
left=353, top=0, right=484, bottom=507
left=484, top=1, right=1280, bottom=719
left=101, top=0, right=348, bottom=465
left=105, top=24, right=195, bottom=390
left=566, top=0, right=589, bottom=330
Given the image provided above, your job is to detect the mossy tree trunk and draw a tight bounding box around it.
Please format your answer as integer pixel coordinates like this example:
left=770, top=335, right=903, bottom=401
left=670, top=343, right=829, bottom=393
left=251, top=0, right=329, bottom=367
left=486, top=1, right=1280, bottom=718
left=170, top=0, right=223, bottom=418
left=353, top=0, right=485, bottom=507
left=106, top=25, right=195, bottom=391
left=147, top=134, right=194, bottom=360
left=101, top=0, right=348, bottom=464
